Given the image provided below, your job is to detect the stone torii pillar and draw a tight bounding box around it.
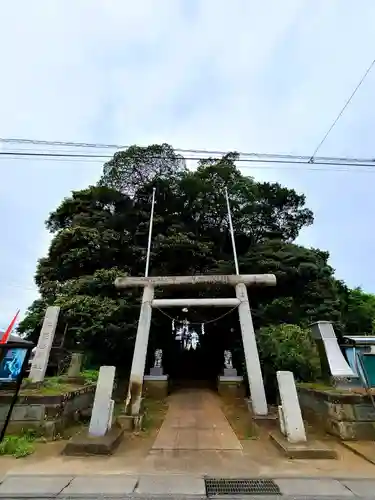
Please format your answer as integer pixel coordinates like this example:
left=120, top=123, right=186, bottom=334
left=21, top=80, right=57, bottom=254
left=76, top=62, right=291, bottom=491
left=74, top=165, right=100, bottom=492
left=115, top=273, right=276, bottom=416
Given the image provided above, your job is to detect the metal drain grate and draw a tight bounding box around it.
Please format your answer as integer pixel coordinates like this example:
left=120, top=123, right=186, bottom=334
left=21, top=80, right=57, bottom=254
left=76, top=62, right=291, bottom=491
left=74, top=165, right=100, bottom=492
left=205, top=478, right=281, bottom=496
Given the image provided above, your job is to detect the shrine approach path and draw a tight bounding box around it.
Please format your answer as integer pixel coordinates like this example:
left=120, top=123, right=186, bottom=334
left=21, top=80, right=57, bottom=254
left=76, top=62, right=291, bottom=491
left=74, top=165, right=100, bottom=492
left=151, top=388, right=242, bottom=450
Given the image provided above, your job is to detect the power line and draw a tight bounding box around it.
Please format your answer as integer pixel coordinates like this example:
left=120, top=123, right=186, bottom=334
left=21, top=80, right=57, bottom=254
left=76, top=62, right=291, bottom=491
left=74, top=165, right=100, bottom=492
left=0, top=137, right=266, bottom=155
left=0, top=151, right=109, bottom=159
left=2, top=150, right=375, bottom=171
left=310, top=57, right=375, bottom=161
left=0, top=138, right=121, bottom=149
left=2, top=155, right=375, bottom=173
left=2, top=139, right=375, bottom=174
left=2, top=137, right=375, bottom=164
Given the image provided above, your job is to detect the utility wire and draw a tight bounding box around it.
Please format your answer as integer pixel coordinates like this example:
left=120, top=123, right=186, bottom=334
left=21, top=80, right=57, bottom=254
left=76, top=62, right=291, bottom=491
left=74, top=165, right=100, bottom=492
left=2, top=155, right=374, bottom=173
left=1, top=137, right=375, bottom=164
left=2, top=150, right=375, bottom=170
left=309, top=57, right=375, bottom=161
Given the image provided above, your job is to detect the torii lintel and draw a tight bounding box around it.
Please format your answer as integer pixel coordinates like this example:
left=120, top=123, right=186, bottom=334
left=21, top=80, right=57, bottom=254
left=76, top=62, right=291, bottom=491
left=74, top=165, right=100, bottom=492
left=115, top=274, right=277, bottom=288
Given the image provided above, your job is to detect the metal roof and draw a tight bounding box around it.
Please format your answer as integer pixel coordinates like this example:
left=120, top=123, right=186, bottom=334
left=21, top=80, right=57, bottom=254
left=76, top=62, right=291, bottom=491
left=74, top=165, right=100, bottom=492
left=342, top=335, right=375, bottom=345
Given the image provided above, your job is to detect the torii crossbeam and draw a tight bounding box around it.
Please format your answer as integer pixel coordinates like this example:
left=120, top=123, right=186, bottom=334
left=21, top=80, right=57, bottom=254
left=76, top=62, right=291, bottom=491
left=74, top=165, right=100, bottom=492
left=115, top=273, right=276, bottom=416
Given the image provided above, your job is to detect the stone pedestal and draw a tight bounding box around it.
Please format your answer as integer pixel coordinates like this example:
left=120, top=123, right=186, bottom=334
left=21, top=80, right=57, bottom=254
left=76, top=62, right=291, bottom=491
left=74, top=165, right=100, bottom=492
left=150, top=366, right=163, bottom=376
left=224, top=368, right=237, bottom=377
left=218, top=376, right=245, bottom=399
left=63, top=422, right=124, bottom=456
left=269, top=430, right=337, bottom=459
left=143, top=375, right=169, bottom=399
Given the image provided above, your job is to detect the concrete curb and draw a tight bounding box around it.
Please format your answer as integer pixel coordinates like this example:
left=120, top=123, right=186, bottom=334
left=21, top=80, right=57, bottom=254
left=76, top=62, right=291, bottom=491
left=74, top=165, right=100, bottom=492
left=0, top=474, right=375, bottom=498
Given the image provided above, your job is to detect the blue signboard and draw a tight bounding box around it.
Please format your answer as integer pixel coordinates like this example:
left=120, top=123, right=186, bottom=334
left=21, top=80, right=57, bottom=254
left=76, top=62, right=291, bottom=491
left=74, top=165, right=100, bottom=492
left=0, top=348, right=28, bottom=382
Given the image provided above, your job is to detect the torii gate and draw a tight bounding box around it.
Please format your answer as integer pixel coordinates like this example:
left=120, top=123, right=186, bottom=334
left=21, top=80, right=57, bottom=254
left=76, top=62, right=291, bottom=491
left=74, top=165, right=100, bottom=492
left=115, top=187, right=277, bottom=416
left=115, top=273, right=276, bottom=416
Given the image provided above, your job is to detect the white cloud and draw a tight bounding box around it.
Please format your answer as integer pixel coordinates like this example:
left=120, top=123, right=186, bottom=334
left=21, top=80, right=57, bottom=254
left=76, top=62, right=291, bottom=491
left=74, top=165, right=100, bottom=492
left=1, top=0, right=375, bottom=325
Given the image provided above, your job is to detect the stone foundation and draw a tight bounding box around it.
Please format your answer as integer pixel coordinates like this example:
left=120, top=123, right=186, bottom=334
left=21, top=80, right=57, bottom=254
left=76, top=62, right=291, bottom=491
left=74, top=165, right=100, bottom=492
left=269, top=429, right=337, bottom=459
left=218, top=377, right=245, bottom=399
left=0, top=384, right=96, bottom=438
left=298, top=385, right=375, bottom=440
left=62, top=422, right=124, bottom=456
left=143, top=376, right=169, bottom=399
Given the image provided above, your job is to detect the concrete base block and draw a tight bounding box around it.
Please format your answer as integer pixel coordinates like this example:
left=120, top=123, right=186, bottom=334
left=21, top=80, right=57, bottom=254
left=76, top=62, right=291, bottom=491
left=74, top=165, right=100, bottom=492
left=62, top=422, right=123, bottom=456
left=143, top=376, right=169, bottom=399
left=117, top=414, right=134, bottom=431
left=269, top=430, right=337, bottom=459
left=247, top=400, right=277, bottom=419
left=117, top=414, right=144, bottom=431
left=218, top=377, right=245, bottom=399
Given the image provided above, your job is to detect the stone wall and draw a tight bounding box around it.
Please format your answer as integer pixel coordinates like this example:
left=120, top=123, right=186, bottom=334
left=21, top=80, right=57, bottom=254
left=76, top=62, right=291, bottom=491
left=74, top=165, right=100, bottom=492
left=143, top=378, right=168, bottom=399
left=297, top=385, right=375, bottom=440
left=218, top=378, right=245, bottom=399
left=0, top=384, right=96, bottom=438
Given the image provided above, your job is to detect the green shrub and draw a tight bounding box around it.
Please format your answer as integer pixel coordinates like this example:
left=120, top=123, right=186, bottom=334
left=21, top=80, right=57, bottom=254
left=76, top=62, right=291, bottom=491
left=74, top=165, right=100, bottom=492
left=0, top=430, right=37, bottom=458
left=255, top=323, right=321, bottom=402
left=81, top=369, right=99, bottom=384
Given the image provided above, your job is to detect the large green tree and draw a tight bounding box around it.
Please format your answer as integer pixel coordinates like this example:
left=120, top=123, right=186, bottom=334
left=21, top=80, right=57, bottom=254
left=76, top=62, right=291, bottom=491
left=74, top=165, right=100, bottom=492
left=337, top=285, right=375, bottom=335
left=18, top=144, right=371, bottom=379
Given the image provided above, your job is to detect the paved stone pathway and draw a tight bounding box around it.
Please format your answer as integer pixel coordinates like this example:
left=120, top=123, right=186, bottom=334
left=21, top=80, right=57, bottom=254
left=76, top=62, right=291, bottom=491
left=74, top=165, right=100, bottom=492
left=2, top=391, right=375, bottom=480
left=152, top=389, right=242, bottom=451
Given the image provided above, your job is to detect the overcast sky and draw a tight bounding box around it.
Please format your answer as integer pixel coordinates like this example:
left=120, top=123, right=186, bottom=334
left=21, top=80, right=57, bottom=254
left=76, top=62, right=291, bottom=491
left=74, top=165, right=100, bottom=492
left=0, top=0, right=375, bottom=328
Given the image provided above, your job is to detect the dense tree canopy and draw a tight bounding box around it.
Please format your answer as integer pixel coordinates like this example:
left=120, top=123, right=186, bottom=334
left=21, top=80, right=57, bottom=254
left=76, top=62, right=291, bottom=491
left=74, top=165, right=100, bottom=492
left=18, top=144, right=375, bottom=382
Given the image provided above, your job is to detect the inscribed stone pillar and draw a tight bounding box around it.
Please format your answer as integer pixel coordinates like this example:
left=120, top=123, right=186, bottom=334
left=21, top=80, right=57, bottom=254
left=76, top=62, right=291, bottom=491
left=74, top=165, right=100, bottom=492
left=29, top=306, right=60, bottom=382
left=235, top=283, right=268, bottom=415
left=277, top=370, right=306, bottom=443
left=89, top=365, right=116, bottom=437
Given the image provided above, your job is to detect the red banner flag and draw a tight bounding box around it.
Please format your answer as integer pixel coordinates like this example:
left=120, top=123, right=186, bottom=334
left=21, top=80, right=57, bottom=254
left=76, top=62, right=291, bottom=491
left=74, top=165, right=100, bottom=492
left=0, top=310, right=20, bottom=344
